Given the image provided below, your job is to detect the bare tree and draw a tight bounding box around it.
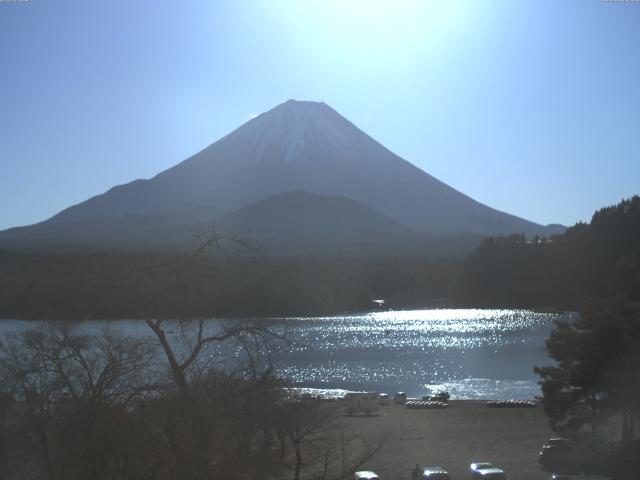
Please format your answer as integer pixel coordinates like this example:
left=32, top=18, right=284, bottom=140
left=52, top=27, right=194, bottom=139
left=145, top=317, right=284, bottom=397
left=0, top=228, right=388, bottom=480
left=0, top=323, right=156, bottom=480
left=310, top=428, right=388, bottom=480
left=271, top=400, right=389, bottom=480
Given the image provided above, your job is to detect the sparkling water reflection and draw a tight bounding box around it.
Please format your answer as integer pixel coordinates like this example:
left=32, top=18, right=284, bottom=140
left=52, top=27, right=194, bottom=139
left=268, top=309, right=571, bottom=399
left=0, top=309, right=572, bottom=400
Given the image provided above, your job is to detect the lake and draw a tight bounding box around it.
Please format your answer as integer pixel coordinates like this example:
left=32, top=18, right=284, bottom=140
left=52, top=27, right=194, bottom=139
left=0, top=309, right=572, bottom=400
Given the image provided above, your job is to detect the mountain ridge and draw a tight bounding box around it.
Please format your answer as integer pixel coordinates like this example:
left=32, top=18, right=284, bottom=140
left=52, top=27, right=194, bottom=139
left=0, top=100, right=565, bottom=253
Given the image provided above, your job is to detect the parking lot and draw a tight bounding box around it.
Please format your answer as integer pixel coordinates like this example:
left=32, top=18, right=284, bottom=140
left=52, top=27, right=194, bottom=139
left=341, top=401, right=605, bottom=480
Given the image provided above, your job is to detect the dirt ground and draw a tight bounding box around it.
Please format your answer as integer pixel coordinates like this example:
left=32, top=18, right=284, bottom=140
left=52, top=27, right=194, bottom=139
left=339, top=401, right=604, bottom=480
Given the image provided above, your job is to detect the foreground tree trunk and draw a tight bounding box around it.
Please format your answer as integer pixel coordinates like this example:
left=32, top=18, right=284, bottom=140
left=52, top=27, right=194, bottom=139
left=293, top=443, right=303, bottom=480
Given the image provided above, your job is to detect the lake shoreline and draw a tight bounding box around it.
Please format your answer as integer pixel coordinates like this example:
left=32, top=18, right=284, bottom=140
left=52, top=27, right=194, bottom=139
left=0, top=309, right=563, bottom=401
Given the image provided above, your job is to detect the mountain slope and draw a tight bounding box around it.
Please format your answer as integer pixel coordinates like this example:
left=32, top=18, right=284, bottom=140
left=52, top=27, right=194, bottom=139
left=0, top=99, right=563, bottom=252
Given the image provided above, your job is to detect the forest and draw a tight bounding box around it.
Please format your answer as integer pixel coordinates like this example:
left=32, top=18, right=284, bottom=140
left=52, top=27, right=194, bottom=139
left=0, top=196, right=638, bottom=320
left=452, top=196, right=640, bottom=309
left=530, top=199, right=640, bottom=478
left=0, top=251, right=459, bottom=319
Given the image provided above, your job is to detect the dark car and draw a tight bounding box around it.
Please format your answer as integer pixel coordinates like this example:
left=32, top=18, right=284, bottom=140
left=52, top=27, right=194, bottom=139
left=539, top=440, right=574, bottom=468
left=548, top=438, right=571, bottom=448
left=394, top=392, right=407, bottom=404
left=430, top=391, right=451, bottom=402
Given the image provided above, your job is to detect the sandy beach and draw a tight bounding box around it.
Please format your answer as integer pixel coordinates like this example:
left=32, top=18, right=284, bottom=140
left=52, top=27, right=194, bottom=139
left=341, top=401, right=602, bottom=480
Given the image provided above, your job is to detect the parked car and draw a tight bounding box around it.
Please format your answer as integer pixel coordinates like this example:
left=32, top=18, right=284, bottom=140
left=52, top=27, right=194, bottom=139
left=343, top=392, right=380, bottom=415
left=471, top=467, right=507, bottom=479
left=548, top=438, right=571, bottom=448
left=393, top=392, right=407, bottom=404
left=549, top=474, right=570, bottom=480
left=539, top=439, right=574, bottom=468
left=430, top=391, right=451, bottom=402
left=354, top=471, right=380, bottom=480
left=421, top=466, right=450, bottom=479
left=469, top=462, right=494, bottom=476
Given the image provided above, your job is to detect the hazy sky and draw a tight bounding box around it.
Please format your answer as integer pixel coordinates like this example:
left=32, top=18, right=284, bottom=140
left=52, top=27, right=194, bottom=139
left=1, top=0, right=639, bottom=230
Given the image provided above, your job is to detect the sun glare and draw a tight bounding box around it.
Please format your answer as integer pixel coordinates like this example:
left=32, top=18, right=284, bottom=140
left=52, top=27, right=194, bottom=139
left=272, top=0, right=473, bottom=71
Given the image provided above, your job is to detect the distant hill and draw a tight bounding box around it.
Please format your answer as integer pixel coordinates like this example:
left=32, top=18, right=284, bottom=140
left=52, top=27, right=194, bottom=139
left=216, top=190, right=424, bottom=255
left=0, top=99, right=564, bottom=253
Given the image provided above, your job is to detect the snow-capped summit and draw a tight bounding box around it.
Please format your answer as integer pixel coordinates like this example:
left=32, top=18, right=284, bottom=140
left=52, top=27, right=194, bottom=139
left=183, top=99, right=374, bottom=169
left=224, top=100, right=358, bottom=162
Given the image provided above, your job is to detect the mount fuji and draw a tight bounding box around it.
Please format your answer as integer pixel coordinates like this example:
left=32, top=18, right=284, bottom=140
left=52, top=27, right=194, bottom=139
left=0, top=100, right=564, bottom=254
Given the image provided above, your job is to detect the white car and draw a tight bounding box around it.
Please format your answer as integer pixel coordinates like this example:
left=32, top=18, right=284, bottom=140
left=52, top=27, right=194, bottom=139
left=422, top=466, right=450, bottom=479
left=469, top=462, right=494, bottom=476
left=472, top=467, right=508, bottom=480
left=354, top=471, right=380, bottom=480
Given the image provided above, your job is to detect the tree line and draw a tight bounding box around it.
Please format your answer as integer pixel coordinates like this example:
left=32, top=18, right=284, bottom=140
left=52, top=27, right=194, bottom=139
left=0, top=251, right=460, bottom=320
left=527, top=197, right=640, bottom=478
left=452, top=196, right=640, bottom=309
left=444, top=196, right=640, bottom=476
left=2, top=198, right=639, bottom=320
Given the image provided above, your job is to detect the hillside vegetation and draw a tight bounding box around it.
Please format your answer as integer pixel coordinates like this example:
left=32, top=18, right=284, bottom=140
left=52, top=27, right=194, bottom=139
left=1, top=196, right=638, bottom=319
left=0, top=252, right=459, bottom=319
left=452, top=196, right=640, bottom=309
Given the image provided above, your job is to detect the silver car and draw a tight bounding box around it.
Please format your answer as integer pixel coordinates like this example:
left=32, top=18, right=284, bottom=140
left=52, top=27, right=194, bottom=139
left=472, top=467, right=508, bottom=480
left=470, top=462, right=494, bottom=477
left=422, top=466, right=450, bottom=480
left=354, top=471, right=380, bottom=480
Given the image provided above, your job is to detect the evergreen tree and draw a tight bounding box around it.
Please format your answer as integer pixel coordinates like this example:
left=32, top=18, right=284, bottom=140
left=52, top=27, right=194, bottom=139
left=535, top=300, right=640, bottom=444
